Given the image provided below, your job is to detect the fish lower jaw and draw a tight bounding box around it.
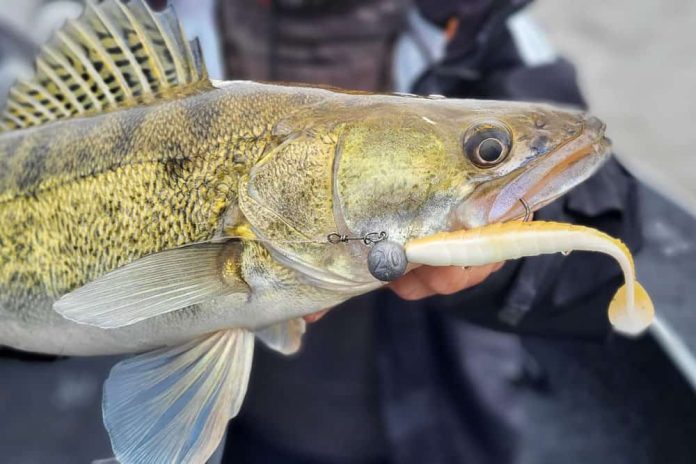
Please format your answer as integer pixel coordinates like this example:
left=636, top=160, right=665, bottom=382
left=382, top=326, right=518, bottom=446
left=455, top=146, right=610, bottom=230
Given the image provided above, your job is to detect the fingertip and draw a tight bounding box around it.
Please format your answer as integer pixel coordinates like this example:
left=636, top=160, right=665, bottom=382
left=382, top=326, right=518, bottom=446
left=389, top=271, right=434, bottom=301
left=417, top=266, right=470, bottom=295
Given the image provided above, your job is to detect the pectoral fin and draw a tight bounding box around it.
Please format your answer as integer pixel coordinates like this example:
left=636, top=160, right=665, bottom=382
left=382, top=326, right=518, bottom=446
left=54, top=242, right=248, bottom=329
left=103, top=329, right=254, bottom=464
left=255, top=318, right=306, bottom=355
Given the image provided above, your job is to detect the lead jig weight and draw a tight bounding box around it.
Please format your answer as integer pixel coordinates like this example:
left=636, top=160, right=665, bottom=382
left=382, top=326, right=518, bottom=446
left=367, top=240, right=407, bottom=282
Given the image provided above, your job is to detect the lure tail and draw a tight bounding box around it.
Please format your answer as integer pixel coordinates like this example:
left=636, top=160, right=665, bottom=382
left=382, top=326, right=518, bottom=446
left=608, top=281, right=655, bottom=336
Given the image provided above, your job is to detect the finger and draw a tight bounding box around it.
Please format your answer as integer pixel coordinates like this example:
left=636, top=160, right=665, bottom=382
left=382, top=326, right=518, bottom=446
left=461, top=263, right=498, bottom=288
left=388, top=269, right=436, bottom=300
left=416, top=263, right=501, bottom=295
left=303, top=309, right=329, bottom=323
left=412, top=265, right=473, bottom=295
left=390, top=262, right=506, bottom=301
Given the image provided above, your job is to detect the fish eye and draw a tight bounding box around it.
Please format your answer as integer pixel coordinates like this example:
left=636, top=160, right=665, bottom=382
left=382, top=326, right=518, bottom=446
left=463, top=123, right=512, bottom=167
left=477, top=138, right=505, bottom=162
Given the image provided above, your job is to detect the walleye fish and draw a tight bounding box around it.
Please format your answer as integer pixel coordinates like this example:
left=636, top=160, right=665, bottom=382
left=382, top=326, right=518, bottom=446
left=0, top=0, right=622, bottom=462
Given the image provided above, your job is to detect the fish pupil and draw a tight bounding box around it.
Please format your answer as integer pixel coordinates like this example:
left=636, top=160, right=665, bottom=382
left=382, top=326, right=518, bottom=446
left=477, top=138, right=505, bottom=162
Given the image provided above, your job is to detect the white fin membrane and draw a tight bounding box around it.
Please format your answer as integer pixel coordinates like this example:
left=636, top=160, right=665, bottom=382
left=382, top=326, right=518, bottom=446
left=103, top=329, right=254, bottom=464
left=0, top=0, right=210, bottom=132
left=255, top=318, right=306, bottom=355
left=54, top=243, right=248, bottom=329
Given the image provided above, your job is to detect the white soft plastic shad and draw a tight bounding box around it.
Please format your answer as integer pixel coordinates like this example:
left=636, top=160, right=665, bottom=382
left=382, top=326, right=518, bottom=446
left=405, top=221, right=655, bottom=336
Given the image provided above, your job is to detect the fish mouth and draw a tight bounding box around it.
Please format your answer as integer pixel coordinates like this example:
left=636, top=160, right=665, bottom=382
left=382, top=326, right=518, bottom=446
left=455, top=115, right=612, bottom=228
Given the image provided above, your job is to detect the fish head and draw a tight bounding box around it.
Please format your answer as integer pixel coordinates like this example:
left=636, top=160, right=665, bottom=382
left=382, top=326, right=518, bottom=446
left=241, top=89, right=610, bottom=286
left=334, top=97, right=611, bottom=244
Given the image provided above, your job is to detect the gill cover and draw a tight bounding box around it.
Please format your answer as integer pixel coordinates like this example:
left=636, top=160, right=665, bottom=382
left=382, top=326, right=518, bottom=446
left=237, top=129, right=370, bottom=287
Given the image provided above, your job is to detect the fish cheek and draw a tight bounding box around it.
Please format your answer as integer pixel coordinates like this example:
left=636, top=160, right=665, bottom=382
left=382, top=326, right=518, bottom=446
left=335, top=125, right=458, bottom=241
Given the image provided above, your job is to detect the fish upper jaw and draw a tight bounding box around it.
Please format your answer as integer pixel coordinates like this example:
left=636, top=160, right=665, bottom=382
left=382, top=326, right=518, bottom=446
left=453, top=114, right=612, bottom=229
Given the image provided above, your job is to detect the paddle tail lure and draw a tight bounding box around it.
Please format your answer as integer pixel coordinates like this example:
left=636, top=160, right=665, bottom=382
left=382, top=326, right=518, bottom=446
left=404, top=221, right=655, bottom=336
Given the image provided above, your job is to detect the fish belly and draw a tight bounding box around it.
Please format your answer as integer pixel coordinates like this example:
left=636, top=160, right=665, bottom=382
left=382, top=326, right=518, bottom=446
left=0, top=280, right=344, bottom=356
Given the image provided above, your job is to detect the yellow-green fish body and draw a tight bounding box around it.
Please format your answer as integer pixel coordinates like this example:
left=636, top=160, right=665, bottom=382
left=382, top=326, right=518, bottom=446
left=0, top=1, right=612, bottom=462
left=0, top=81, right=349, bottom=355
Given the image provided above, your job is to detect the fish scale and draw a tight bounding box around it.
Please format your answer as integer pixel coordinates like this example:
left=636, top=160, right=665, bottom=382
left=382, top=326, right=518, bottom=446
left=0, top=92, right=258, bottom=296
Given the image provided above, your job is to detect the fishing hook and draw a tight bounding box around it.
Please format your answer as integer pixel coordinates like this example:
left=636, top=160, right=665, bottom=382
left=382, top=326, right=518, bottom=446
left=519, top=198, right=532, bottom=222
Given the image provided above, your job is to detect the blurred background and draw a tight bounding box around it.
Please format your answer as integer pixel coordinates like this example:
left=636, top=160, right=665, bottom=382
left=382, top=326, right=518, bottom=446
left=0, top=1, right=695, bottom=463
left=531, top=1, right=696, bottom=214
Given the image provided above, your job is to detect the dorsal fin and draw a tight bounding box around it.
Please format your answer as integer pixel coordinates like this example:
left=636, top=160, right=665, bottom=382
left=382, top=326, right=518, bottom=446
left=0, top=0, right=211, bottom=132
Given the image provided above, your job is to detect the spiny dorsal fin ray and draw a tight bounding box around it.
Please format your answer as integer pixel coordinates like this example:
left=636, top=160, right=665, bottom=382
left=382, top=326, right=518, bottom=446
left=0, top=0, right=210, bottom=132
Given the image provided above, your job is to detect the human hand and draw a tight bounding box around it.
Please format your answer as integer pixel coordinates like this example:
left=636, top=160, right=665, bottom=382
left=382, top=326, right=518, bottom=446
left=303, top=262, right=504, bottom=323
left=388, top=263, right=505, bottom=300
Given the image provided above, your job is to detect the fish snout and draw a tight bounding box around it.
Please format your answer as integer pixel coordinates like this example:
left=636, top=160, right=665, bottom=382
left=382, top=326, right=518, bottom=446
left=581, top=113, right=612, bottom=156
left=583, top=114, right=606, bottom=135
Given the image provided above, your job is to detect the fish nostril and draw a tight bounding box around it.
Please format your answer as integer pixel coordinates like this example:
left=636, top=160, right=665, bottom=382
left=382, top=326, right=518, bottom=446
left=530, top=135, right=549, bottom=155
